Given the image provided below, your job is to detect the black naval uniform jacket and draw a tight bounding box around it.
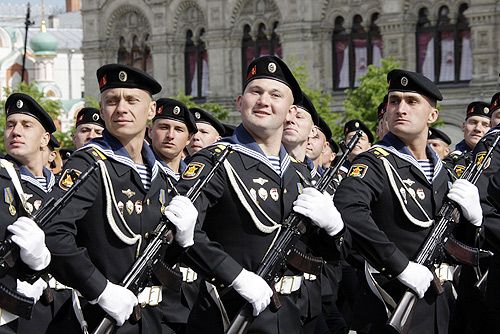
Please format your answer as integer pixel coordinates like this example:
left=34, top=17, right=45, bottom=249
left=334, top=132, right=456, bottom=334
left=44, top=131, right=181, bottom=333
left=175, top=125, right=348, bottom=334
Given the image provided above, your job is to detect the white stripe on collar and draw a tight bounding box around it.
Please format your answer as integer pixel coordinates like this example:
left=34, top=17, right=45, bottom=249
left=21, top=173, right=55, bottom=193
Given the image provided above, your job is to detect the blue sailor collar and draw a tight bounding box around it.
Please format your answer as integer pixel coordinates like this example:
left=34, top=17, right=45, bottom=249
left=82, top=130, right=161, bottom=181
left=217, top=124, right=291, bottom=177
left=5, top=155, right=55, bottom=192
left=155, top=153, right=187, bottom=182
left=376, top=132, right=443, bottom=182
left=454, top=139, right=472, bottom=154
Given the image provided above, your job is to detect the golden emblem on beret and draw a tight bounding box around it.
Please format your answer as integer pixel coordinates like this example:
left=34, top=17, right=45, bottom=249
left=173, top=106, right=181, bottom=115
left=195, top=112, right=201, bottom=119
left=92, top=114, right=100, bottom=121
left=268, top=62, right=277, bottom=73
left=118, top=71, right=127, bottom=82
left=16, top=100, right=23, bottom=109
left=401, top=77, right=408, bottom=86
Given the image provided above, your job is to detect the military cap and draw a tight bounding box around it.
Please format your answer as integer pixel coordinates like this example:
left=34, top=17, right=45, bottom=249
left=387, top=69, right=443, bottom=102
left=96, top=63, right=162, bottom=95
left=328, top=138, right=339, bottom=154
left=244, top=55, right=302, bottom=104
left=48, top=134, right=60, bottom=150
left=489, top=92, right=500, bottom=114
left=465, top=101, right=491, bottom=120
left=153, top=98, right=198, bottom=134
left=5, top=93, right=56, bottom=133
left=75, top=107, right=105, bottom=128
left=428, top=127, right=451, bottom=145
left=344, top=119, right=374, bottom=143
left=59, top=148, right=74, bottom=160
left=296, top=93, right=320, bottom=126
left=316, top=116, right=332, bottom=141
left=377, top=95, right=388, bottom=120
left=222, top=123, right=236, bottom=137
left=190, top=107, right=225, bottom=136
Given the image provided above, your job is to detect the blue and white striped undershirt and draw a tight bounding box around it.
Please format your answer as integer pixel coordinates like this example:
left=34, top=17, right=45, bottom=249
left=135, top=163, right=151, bottom=190
left=417, top=159, right=434, bottom=183
left=35, top=176, right=47, bottom=192
left=267, top=156, right=281, bottom=175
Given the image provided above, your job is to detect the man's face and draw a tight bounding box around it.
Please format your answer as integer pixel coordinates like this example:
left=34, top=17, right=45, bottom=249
left=345, top=130, right=371, bottom=160
left=491, top=110, right=500, bottom=128
left=72, top=123, right=104, bottom=149
left=282, top=107, right=314, bottom=147
left=100, top=88, right=155, bottom=142
left=150, top=118, right=191, bottom=162
left=306, top=127, right=327, bottom=161
left=187, top=122, right=220, bottom=156
left=462, top=115, right=490, bottom=149
left=4, top=113, right=49, bottom=165
left=386, top=91, right=438, bottom=141
left=237, top=78, right=294, bottom=138
left=321, top=144, right=336, bottom=169
left=427, top=139, right=450, bottom=159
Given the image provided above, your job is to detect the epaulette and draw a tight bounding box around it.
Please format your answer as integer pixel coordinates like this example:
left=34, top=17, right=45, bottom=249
left=289, top=156, right=300, bottom=163
left=207, top=143, right=229, bottom=155
left=369, top=147, right=389, bottom=158
left=85, top=147, right=107, bottom=161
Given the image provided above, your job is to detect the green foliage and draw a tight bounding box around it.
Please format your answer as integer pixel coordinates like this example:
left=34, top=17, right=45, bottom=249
left=53, top=131, right=74, bottom=149
left=171, top=92, right=229, bottom=121
left=84, top=95, right=100, bottom=109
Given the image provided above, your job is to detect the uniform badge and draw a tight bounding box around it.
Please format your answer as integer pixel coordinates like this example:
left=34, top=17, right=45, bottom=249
left=399, top=187, right=407, bottom=203
left=371, top=147, right=389, bottom=157
left=402, top=179, right=415, bottom=187
left=268, top=62, right=277, bottom=73
left=135, top=200, right=143, bottom=214
left=34, top=200, right=42, bottom=211
left=25, top=201, right=33, bottom=215
left=258, top=188, right=268, bottom=201
left=4, top=187, right=15, bottom=216
left=126, top=200, right=134, bottom=215
left=182, top=162, right=205, bottom=180
left=270, top=188, right=279, bottom=201
left=297, top=183, right=304, bottom=194
left=117, top=201, right=125, bottom=216
left=16, top=99, right=23, bottom=109
left=146, top=199, right=150, bottom=206
left=250, top=188, right=257, bottom=203
left=159, top=189, right=166, bottom=214
left=59, top=169, right=82, bottom=191
left=118, top=70, right=127, bottom=82
left=454, top=165, right=465, bottom=178
left=408, top=188, right=416, bottom=199
left=173, top=106, right=181, bottom=115
left=252, top=177, right=268, bottom=186
left=475, top=151, right=490, bottom=169
left=195, top=112, right=201, bottom=119
left=416, top=188, right=425, bottom=200
left=348, top=164, right=368, bottom=178
left=122, top=189, right=136, bottom=199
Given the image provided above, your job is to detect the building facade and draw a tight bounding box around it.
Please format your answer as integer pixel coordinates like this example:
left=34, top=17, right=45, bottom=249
left=81, top=0, right=500, bottom=142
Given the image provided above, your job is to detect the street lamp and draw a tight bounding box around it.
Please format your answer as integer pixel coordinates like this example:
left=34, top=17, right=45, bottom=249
left=22, top=2, right=35, bottom=82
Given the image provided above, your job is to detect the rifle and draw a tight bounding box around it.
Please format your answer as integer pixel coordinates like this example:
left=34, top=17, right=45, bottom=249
left=387, top=132, right=500, bottom=334
left=226, top=131, right=363, bottom=334
left=0, top=159, right=101, bottom=319
left=92, top=145, right=232, bottom=334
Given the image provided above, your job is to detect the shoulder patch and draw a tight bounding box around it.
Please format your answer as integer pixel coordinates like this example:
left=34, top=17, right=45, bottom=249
left=454, top=165, right=465, bottom=178
left=370, top=147, right=389, bottom=157
left=474, top=151, right=491, bottom=169
left=348, top=164, right=368, bottom=178
left=182, top=162, right=205, bottom=180
left=59, top=169, right=82, bottom=191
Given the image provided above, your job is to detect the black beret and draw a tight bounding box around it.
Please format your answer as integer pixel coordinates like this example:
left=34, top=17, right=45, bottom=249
left=387, top=69, right=443, bottom=102
left=75, top=107, right=105, bottom=128
left=428, top=127, right=451, bottom=145
left=5, top=93, right=56, bottom=133
left=465, top=101, right=491, bottom=120
left=344, top=119, right=374, bottom=143
left=316, top=116, right=332, bottom=141
left=97, top=63, right=162, bottom=95
left=489, top=92, right=500, bottom=114
left=59, top=148, right=74, bottom=160
left=48, top=134, right=60, bottom=150
left=296, top=93, right=320, bottom=126
left=222, top=123, right=236, bottom=137
left=244, top=55, right=302, bottom=104
left=190, top=108, right=225, bottom=136
left=153, top=98, right=198, bottom=134
left=328, top=138, right=339, bottom=154
left=377, top=94, right=388, bottom=120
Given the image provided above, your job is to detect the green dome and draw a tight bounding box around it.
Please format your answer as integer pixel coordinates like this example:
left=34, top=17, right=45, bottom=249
left=30, top=25, right=57, bottom=55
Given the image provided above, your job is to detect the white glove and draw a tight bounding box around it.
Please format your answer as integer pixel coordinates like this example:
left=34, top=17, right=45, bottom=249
left=231, top=269, right=273, bottom=316
left=7, top=217, right=51, bottom=271
left=293, top=187, right=344, bottom=236
left=16, top=278, right=47, bottom=303
left=164, top=195, right=198, bottom=248
left=397, top=261, right=433, bottom=299
left=447, top=179, right=483, bottom=226
left=96, top=281, right=138, bottom=326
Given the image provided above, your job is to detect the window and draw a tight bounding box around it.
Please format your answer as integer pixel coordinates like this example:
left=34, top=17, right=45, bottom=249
left=332, top=14, right=382, bottom=89
left=416, top=4, right=472, bottom=83
left=241, top=22, right=282, bottom=86
left=116, top=33, right=153, bottom=74
left=185, top=29, right=208, bottom=98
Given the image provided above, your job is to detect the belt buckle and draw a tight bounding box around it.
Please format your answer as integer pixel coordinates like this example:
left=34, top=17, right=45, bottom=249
left=138, top=286, right=162, bottom=307
left=303, top=273, right=317, bottom=281
left=276, top=276, right=294, bottom=295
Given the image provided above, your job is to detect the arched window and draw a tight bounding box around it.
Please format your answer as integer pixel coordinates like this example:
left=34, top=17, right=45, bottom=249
left=241, top=22, right=282, bottom=86
left=185, top=29, right=208, bottom=99
left=416, top=4, right=472, bottom=83
left=116, top=34, right=152, bottom=74
left=332, top=14, right=382, bottom=89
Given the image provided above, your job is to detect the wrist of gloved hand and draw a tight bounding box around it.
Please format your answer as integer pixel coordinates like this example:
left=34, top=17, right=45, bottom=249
left=96, top=281, right=138, bottom=326
left=447, top=179, right=482, bottom=226
left=397, top=261, right=433, bottom=299
left=231, top=269, right=273, bottom=316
